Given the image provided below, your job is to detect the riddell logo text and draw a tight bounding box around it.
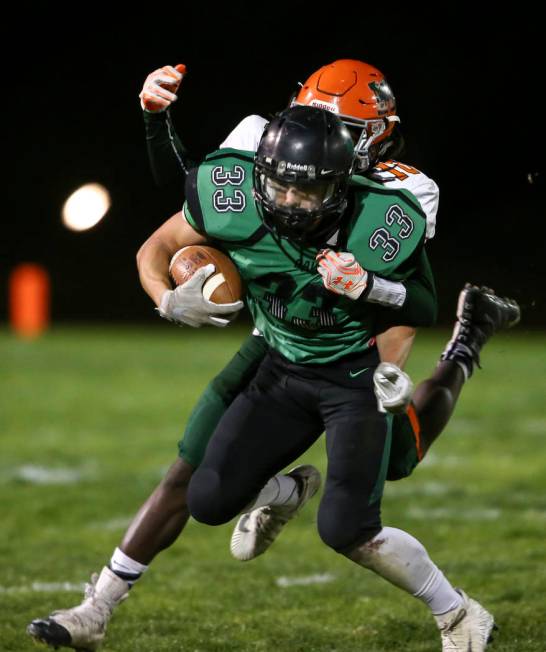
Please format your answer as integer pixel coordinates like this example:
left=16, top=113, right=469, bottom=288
left=286, top=162, right=311, bottom=171
left=310, top=100, right=339, bottom=114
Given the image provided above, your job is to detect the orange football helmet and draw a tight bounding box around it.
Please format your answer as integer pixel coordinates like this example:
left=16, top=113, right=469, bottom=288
left=292, top=60, right=400, bottom=171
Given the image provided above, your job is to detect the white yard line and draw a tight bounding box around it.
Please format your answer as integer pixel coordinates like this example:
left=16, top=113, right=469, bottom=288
left=386, top=481, right=450, bottom=496
left=276, top=573, right=336, bottom=588
left=419, top=453, right=465, bottom=468
left=10, top=465, right=89, bottom=485
left=89, top=516, right=133, bottom=531
left=521, top=419, right=546, bottom=435
left=0, top=582, right=85, bottom=594
left=407, top=507, right=501, bottom=521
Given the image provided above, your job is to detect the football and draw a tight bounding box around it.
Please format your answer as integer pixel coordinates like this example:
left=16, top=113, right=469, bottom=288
left=169, top=245, right=243, bottom=304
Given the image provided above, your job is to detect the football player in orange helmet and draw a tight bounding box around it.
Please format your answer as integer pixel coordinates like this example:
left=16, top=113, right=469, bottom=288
left=292, top=59, right=401, bottom=172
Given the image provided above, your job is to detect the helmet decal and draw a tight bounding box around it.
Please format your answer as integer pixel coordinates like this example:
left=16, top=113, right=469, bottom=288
left=367, top=80, right=396, bottom=116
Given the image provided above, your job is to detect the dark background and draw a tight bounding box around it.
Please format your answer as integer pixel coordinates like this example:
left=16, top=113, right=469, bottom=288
left=7, top=8, right=544, bottom=326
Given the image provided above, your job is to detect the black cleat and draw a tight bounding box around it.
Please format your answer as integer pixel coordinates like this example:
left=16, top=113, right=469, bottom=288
left=442, top=283, right=521, bottom=376
left=27, top=618, right=74, bottom=649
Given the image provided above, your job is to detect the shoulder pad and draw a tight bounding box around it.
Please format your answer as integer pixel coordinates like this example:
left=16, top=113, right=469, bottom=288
left=346, top=177, right=427, bottom=278
left=219, top=115, right=268, bottom=151
left=184, top=150, right=266, bottom=245
left=368, top=161, right=439, bottom=239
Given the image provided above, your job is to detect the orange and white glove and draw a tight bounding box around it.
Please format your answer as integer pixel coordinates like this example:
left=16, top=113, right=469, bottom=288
left=316, top=249, right=369, bottom=300
left=139, top=63, right=187, bottom=113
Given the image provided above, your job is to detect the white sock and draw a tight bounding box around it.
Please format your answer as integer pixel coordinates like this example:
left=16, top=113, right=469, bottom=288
left=349, top=526, right=462, bottom=615
left=109, top=547, right=149, bottom=585
left=244, top=475, right=300, bottom=511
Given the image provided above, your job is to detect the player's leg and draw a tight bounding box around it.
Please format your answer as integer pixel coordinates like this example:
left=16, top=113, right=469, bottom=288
left=317, top=389, right=495, bottom=651
left=118, top=333, right=270, bottom=564
left=376, top=284, right=521, bottom=467
left=418, top=283, right=520, bottom=451
left=27, top=334, right=269, bottom=651
left=228, top=326, right=418, bottom=561
left=188, top=353, right=323, bottom=527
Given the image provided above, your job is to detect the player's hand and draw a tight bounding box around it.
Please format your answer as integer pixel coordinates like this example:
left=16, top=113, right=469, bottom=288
left=316, top=248, right=368, bottom=300
left=373, top=362, right=414, bottom=414
left=139, top=64, right=187, bottom=113
left=157, top=264, right=244, bottom=328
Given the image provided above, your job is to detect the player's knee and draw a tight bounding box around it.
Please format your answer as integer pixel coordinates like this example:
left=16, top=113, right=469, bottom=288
left=187, top=468, right=234, bottom=526
left=317, top=503, right=380, bottom=552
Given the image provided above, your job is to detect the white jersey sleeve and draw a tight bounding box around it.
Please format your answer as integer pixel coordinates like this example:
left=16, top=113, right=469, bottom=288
left=219, top=114, right=268, bottom=152
left=369, top=161, right=439, bottom=240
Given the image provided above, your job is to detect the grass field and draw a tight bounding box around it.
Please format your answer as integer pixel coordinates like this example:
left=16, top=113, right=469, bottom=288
left=1, top=325, right=545, bottom=651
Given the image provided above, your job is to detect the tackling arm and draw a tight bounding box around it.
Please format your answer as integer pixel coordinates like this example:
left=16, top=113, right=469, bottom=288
left=376, top=326, right=416, bottom=368
left=140, top=64, right=198, bottom=186
left=318, top=247, right=436, bottom=367
left=144, top=112, right=198, bottom=186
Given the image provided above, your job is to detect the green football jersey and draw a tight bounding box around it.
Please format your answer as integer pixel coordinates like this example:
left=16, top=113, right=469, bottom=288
left=184, top=149, right=428, bottom=365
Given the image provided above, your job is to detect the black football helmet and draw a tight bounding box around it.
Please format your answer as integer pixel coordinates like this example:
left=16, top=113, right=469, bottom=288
left=253, top=106, right=355, bottom=245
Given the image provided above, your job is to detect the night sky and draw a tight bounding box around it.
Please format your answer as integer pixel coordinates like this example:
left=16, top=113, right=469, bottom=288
left=8, top=10, right=544, bottom=326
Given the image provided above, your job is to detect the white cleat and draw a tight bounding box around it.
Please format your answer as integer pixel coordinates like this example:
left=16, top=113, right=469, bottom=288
left=230, top=465, right=321, bottom=561
left=435, top=589, right=496, bottom=651
left=27, top=566, right=129, bottom=651
left=373, top=362, right=414, bottom=414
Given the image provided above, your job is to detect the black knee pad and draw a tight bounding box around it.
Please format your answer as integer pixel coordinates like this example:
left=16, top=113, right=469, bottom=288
left=317, top=501, right=381, bottom=553
left=187, top=468, right=235, bottom=526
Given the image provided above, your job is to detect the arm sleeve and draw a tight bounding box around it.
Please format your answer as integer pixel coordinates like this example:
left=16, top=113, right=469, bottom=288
left=374, top=249, right=437, bottom=330
left=143, top=110, right=198, bottom=186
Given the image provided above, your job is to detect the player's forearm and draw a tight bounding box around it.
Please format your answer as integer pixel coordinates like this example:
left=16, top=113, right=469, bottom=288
left=143, top=111, right=197, bottom=186
left=136, top=237, right=173, bottom=306
left=376, top=326, right=416, bottom=368
left=137, top=211, right=208, bottom=307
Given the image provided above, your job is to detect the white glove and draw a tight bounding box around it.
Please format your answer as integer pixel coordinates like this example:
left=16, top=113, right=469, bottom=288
left=316, top=248, right=369, bottom=300
left=157, top=264, right=244, bottom=328
left=139, top=64, right=186, bottom=112
left=373, top=362, right=414, bottom=414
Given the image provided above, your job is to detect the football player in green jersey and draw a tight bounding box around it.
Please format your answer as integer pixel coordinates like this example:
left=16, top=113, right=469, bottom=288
left=28, top=70, right=519, bottom=652
left=152, top=108, right=517, bottom=650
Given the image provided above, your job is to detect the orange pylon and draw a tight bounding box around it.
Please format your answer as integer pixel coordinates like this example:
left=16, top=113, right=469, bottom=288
left=9, top=264, right=50, bottom=338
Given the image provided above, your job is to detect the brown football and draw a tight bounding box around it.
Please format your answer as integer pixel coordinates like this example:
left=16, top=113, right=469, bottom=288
left=169, top=245, right=243, bottom=304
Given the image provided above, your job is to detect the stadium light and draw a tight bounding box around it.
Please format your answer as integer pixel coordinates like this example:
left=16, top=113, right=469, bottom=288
left=62, top=183, right=111, bottom=232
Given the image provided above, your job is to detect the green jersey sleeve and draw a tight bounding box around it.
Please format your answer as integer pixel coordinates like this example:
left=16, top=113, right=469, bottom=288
left=183, top=149, right=266, bottom=245
left=374, top=249, right=437, bottom=330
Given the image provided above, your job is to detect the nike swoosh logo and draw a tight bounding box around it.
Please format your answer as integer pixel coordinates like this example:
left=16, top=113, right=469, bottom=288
left=349, top=367, right=370, bottom=378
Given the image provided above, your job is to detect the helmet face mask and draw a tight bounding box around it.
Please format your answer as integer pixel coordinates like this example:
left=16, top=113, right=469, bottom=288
left=292, top=60, right=400, bottom=172
left=256, top=171, right=346, bottom=243
left=262, top=176, right=336, bottom=212
left=253, top=106, right=355, bottom=246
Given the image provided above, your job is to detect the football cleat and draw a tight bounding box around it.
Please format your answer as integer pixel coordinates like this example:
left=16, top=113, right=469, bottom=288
left=441, top=283, right=520, bottom=376
left=230, top=465, right=321, bottom=561
left=373, top=362, right=414, bottom=414
left=27, top=567, right=129, bottom=651
left=435, top=589, right=496, bottom=651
